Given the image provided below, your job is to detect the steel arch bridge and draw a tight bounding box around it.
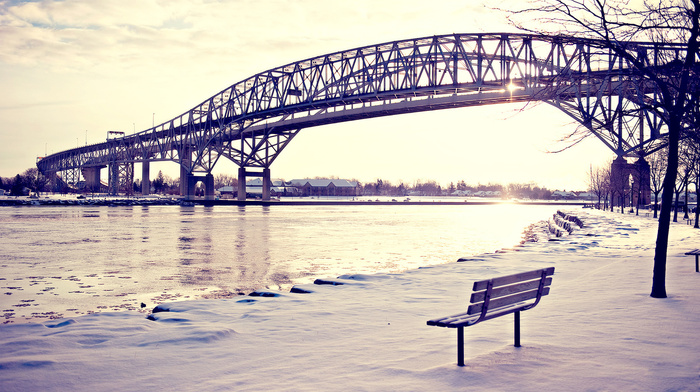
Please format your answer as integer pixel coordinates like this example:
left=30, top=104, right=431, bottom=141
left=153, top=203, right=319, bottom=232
left=36, top=33, right=685, bottom=200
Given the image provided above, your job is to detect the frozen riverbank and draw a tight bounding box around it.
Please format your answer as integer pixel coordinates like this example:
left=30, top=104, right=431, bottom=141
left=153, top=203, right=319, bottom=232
left=1, top=208, right=698, bottom=391
left=0, top=195, right=183, bottom=206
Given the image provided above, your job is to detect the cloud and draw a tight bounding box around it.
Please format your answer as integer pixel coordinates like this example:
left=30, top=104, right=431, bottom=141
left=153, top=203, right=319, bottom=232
left=0, top=99, right=79, bottom=111
left=0, top=0, right=510, bottom=75
left=4, top=0, right=584, bottom=182
left=0, top=0, right=202, bottom=72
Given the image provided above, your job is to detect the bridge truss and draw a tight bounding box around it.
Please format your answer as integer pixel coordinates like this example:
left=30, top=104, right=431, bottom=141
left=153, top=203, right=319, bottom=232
left=36, top=33, right=689, bottom=199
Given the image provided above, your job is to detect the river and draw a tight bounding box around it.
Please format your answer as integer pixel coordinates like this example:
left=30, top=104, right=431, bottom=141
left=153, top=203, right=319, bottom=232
left=0, top=201, right=562, bottom=323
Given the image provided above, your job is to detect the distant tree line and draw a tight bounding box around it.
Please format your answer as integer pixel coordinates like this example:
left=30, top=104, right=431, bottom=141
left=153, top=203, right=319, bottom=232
left=0, top=168, right=50, bottom=196
left=356, top=178, right=557, bottom=199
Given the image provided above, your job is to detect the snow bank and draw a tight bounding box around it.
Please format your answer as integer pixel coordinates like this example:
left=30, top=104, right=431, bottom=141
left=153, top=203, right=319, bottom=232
left=1, top=209, right=698, bottom=391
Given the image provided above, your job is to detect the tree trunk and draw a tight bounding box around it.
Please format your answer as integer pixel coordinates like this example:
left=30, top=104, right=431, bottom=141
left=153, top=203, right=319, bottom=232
left=684, top=186, right=689, bottom=220
left=651, top=121, right=680, bottom=298
left=611, top=191, right=616, bottom=212
left=673, top=188, right=680, bottom=222
left=695, top=173, right=699, bottom=229
left=695, top=188, right=700, bottom=229
left=654, top=192, right=660, bottom=219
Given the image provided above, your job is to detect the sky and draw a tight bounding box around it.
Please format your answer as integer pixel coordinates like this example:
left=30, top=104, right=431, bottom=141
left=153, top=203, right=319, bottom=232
left=0, top=0, right=617, bottom=191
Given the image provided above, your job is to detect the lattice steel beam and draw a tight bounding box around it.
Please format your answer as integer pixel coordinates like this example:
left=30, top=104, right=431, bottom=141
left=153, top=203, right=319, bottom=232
left=37, top=33, right=694, bottom=183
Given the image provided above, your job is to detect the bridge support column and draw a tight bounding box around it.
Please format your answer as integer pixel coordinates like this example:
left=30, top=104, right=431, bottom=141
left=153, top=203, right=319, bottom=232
left=186, top=174, right=197, bottom=200
left=237, top=168, right=271, bottom=201
left=141, top=162, right=150, bottom=196
left=610, top=157, right=626, bottom=211
left=108, top=162, right=134, bottom=196
left=238, top=167, right=247, bottom=201
left=204, top=173, right=215, bottom=201
left=82, top=167, right=101, bottom=193
left=179, top=146, right=192, bottom=197
left=109, top=163, right=119, bottom=196
left=262, top=168, right=271, bottom=201
left=633, top=158, right=651, bottom=208
left=610, top=157, right=651, bottom=212
left=180, top=165, right=188, bottom=197
left=184, top=173, right=215, bottom=201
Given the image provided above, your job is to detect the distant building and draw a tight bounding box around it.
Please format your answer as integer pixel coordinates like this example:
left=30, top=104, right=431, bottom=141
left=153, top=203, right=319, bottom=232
left=551, top=190, right=577, bottom=199
left=473, top=190, right=501, bottom=198
left=289, top=179, right=359, bottom=197
left=218, top=178, right=359, bottom=198
left=216, top=186, right=237, bottom=199
left=246, top=178, right=299, bottom=197
left=576, top=192, right=596, bottom=200
left=451, top=190, right=472, bottom=197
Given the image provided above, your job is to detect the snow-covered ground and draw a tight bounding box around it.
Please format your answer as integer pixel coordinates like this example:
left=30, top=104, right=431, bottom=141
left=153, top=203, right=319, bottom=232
left=1, top=209, right=698, bottom=391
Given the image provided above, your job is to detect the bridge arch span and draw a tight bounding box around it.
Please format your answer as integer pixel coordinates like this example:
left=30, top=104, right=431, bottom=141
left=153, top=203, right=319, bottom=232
left=37, top=33, right=681, bottom=199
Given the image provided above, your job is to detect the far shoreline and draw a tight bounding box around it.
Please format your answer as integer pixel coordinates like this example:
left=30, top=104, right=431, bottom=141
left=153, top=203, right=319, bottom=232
left=199, top=199, right=590, bottom=207
left=0, top=195, right=592, bottom=207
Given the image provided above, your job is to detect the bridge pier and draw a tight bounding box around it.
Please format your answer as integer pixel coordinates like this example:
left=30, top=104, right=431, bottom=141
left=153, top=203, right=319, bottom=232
left=180, top=164, right=188, bottom=197
left=262, top=168, right=270, bottom=200
left=82, top=166, right=102, bottom=193
left=634, top=158, right=651, bottom=208
left=238, top=168, right=247, bottom=201
left=141, top=162, right=150, bottom=196
left=185, top=173, right=215, bottom=201
left=610, top=157, right=651, bottom=211
left=108, top=163, right=119, bottom=195
left=107, top=162, right=134, bottom=196
left=237, top=168, right=271, bottom=201
left=179, top=145, right=192, bottom=197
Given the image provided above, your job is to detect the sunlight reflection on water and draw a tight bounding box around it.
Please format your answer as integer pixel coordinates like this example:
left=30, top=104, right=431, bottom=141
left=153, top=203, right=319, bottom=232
left=0, top=203, right=559, bottom=323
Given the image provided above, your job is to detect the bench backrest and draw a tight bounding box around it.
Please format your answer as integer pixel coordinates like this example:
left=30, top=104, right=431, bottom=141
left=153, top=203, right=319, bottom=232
left=467, top=267, right=554, bottom=322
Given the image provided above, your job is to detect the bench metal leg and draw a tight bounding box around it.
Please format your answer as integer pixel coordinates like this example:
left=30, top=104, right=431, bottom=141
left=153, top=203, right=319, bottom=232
left=457, top=326, right=464, bottom=366
left=696, top=255, right=699, bottom=273
left=514, top=311, right=521, bottom=347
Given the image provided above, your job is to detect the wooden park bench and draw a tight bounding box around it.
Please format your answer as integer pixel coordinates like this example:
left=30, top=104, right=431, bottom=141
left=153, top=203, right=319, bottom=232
left=427, top=267, right=554, bottom=366
left=686, top=249, right=700, bottom=272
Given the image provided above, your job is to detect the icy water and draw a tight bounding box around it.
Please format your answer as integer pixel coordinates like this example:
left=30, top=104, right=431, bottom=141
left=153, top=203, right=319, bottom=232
left=0, top=202, right=560, bottom=323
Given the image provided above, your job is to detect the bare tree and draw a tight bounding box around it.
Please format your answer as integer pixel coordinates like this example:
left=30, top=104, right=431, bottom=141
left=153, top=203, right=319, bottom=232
left=21, top=168, right=49, bottom=196
left=672, top=157, right=690, bottom=222
left=510, top=0, right=700, bottom=298
left=688, top=138, right=700, bottom=227
left=678, top=141, right=695, bottom=220
left=679, top=137, right=700, bottom=224
left=588, top=162, right=611, bottom=209
left=648, top=148, right=668, bottom=218
left=610, top=158, right=633, bottom=213
left=214, top=173, right=238, bottom=190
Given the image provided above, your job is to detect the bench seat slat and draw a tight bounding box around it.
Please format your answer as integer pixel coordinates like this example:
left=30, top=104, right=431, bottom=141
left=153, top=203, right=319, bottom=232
left=470, top=277, right=552, bottom=303
left=427, top=312, right=478, bottom=327
left=427, top=301, right=534, bottom=328
left=472, top=267, right=554, bottom=291
left=467, top=287, right=550, bottom=315
left=685, top=249, right=700, bottom=255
